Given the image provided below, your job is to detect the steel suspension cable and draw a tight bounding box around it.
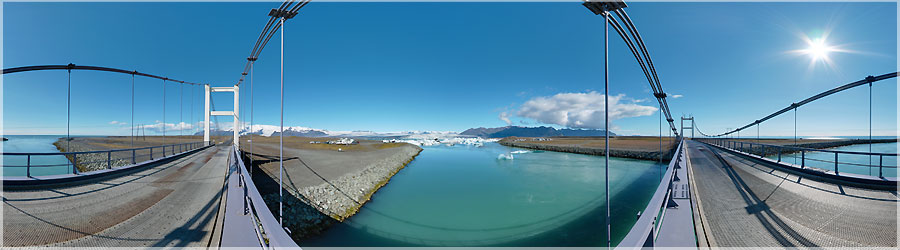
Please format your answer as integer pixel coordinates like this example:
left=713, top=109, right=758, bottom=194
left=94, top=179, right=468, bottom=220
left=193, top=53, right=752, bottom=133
left=601, top=11, right=678, bottom=135
left=3, top=65, right=209, bottom=86
left=615, top=9, right=677, bottom=134
left=236, top=0, right=309, bottom=87
left=703, top=73, right=897, bottom=137
left=606, top=17, right=657, bottom=94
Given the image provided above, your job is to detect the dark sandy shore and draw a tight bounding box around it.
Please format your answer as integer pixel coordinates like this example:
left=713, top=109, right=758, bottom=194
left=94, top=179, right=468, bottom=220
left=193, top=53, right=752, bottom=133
left=500, top=136, right=680, bottom=161
left=53, top=135, right=221, bottom=172
left=501, top=136, right=897, bottom=161
left=238, top=136, right=421, bottom=241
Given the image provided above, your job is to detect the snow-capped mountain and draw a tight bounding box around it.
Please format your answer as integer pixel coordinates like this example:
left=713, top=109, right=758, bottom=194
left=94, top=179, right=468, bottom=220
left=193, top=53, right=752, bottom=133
left=195, top=124, right=460, bottom=139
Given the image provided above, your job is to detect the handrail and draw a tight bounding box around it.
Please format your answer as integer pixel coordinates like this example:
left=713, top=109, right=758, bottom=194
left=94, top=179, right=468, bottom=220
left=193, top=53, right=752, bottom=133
left=617, top=137, right=684, bottom=248
left=3, top=141, right=207, bottom=177
left=699, top=138, right=898, bottom=179
left=701, top=139, right=899, bottom=157
left=2, top=141, right=205, bottom=156
left=231, top=145, right=299, bottom=248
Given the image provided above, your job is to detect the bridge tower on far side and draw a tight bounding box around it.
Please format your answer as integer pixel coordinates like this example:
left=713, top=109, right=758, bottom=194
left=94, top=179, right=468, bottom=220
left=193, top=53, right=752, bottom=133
left=204, top=84, right=240, bottom=146
left=681, top=116, right=694, bottom=139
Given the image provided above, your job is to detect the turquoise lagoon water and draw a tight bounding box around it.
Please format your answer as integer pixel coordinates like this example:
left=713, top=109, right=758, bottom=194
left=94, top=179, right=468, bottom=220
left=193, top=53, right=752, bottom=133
left=768, top=142, right=898, bottom=178
left=303, top=142, right=667, bottom=247
left=2, top=135, right=73, bottom=176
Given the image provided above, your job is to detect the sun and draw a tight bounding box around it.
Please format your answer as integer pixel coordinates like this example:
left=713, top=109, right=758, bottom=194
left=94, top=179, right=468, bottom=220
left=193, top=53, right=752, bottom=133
left=803, top=38, right=833, bottom=61
left=803, top=38, right=834, bottom=61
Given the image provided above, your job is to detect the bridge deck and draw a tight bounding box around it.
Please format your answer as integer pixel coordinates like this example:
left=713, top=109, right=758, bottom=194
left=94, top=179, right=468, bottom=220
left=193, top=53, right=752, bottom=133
left=686, top=140, right=897, bottom=247
left=2, top=145, right=228, bottom=247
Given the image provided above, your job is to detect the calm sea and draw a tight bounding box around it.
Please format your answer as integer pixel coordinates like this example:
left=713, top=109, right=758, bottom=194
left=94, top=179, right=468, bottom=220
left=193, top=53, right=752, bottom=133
left=2, top=135, right=74, bottom=176
left=769, top=142, right=898, bottom=177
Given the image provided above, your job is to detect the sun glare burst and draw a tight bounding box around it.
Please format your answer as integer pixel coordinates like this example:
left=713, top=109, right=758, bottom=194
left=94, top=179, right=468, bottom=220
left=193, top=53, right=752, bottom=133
left=787, top=31, right=853, bottom=74
left=803, top=38, right=833, bottom=62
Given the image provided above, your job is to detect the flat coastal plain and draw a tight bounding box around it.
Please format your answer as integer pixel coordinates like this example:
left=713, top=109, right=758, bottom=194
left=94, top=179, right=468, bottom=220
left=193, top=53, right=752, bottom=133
left=500, top=136, right=680, bottom=161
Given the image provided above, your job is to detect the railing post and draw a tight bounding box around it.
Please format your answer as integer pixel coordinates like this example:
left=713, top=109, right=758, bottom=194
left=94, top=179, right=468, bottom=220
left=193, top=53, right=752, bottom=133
left=108, top=151, right=112, bottom=169
left=778, top=147, right=782, bottom=162
left=801, top=150, right=805, bottom=169
left=879, top=155, right=883, bottom=178
left=150, top=147, right=153, bottom=160
left=72, top=153, right=78, bottom=174
left=834, top=152, right=839, bottom=175
left=26, top=155, right=31, bottom=178
left=132, top=149, right=136, bottom=164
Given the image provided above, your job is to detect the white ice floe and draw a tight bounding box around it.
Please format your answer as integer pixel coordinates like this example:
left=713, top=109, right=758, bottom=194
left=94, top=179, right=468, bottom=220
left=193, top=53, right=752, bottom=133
left=392, top=137, right=500, bottom=147
left=497, top=153, right=514, bottom=160
left=510, top=150, right=532, bottom=154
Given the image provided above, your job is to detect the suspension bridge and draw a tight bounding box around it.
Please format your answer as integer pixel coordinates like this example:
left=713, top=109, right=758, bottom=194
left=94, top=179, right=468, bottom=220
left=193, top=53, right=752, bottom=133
left=2, top=0, right=897, bottom=248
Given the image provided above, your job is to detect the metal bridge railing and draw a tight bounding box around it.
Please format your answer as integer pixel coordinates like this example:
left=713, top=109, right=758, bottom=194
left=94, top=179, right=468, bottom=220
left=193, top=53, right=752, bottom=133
left=700, top=139, right=898, bottom=179
left=618, top=137, right=684, bottom=248
left=229, top=144, right=298, bottom=248
left=3, top=141, right=209, bottom=178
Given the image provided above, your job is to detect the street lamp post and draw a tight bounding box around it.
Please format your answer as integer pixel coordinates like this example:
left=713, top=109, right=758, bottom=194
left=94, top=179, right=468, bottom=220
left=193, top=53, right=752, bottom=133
left=583, top=1, right=627, bottom=248
left=268, top=6, right=298, bottom=228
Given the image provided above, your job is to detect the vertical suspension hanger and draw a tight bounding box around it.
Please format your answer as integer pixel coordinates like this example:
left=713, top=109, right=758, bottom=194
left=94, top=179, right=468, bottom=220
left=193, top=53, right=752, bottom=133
left=249, top=56, right=257, bottom=178
left=131, top=71, right=136, bottom=148
left=180, top=82, right=184, bottom=138
left=869, top=79, right=873, bottom=175
left=66, top=63, right=73, bottom=167
left=163, top=78, right=166, bottom=146
left=191, top=83, right=194, bottom=139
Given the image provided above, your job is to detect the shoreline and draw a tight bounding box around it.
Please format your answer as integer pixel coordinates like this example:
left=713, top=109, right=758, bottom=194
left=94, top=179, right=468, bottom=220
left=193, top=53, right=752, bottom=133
left=499, top=137, right=679, bottom=162
left=711, top=138, right=898, bottom=156
left=500, top=137, right=897, bottom=162
left=243, top=138, right=422, bottom=241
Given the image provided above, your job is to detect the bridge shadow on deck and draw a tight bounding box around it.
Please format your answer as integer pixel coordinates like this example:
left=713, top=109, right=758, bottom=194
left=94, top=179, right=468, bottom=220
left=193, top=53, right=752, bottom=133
left=715, top=145, right=898, bottom=202
left=702, top=144, right=819, bottom=247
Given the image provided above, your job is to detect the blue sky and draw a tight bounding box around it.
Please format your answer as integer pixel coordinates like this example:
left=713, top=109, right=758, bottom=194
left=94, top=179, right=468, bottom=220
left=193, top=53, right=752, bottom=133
left=3, top=1, right=897, bottom=136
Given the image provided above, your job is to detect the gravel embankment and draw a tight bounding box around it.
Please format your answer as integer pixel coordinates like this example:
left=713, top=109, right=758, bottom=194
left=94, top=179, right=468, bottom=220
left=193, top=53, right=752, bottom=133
left=245, top=141, right=421, bottom=241
left=54, top=140, right=129, bottom=172
left=297, top=145, right=421, bottom=220
left=54, top=136, right=203, bottom=173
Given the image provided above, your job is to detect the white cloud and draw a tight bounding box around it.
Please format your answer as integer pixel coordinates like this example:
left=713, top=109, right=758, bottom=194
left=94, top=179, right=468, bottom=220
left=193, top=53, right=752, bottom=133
left=670, top=94, right=683, bottom=99
left=109, top=120, right=127, bottom=125
left=515, top=91, right=658, bottom=129
left=138, top=122, right=195, bottom=133
left=498, top=112, right=512, bottom=125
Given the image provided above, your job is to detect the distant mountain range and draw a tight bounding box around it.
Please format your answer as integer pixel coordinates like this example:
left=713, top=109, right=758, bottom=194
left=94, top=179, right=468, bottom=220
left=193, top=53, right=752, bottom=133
left=193, top=124, right=612, bottom=139
left=194, top=125, right=456, bottom=139
left=460, top=126, right=615, bottom=138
